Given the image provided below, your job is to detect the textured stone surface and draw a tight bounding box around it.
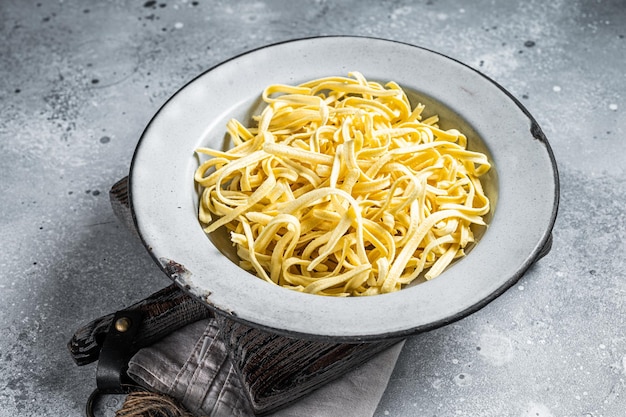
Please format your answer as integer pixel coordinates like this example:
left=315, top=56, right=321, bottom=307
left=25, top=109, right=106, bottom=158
left=0, top=1, right=624, bottom=416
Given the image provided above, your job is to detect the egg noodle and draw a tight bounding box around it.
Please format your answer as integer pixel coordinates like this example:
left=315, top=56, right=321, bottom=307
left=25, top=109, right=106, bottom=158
left=194, top=72, right=491, bottom=296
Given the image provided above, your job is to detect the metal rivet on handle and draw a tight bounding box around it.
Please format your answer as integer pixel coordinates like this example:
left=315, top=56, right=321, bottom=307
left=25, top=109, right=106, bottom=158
left=114, top=317, right=132, bottom=333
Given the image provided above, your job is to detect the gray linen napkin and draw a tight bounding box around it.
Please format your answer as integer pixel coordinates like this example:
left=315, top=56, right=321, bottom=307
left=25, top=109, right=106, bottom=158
left=127, top=318, right=404, bottom=416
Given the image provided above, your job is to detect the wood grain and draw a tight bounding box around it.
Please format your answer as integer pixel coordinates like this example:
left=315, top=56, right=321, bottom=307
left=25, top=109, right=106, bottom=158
left=218, top=316, right=402, bottom=414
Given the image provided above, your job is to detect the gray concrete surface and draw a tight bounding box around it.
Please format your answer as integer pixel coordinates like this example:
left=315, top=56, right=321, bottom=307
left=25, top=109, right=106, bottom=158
left=1, top=0, right=624, bottom=416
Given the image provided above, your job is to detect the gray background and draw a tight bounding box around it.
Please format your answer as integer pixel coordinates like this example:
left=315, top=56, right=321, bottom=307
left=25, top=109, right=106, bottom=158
left=1, top=0, right=624, bottom=416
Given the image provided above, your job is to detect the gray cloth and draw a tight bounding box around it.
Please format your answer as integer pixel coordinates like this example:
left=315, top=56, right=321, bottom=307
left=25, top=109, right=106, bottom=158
left=127, top=318, right=404, bottom=417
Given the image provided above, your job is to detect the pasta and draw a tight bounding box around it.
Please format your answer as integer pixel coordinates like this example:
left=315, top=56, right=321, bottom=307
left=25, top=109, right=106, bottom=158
left=194, top=72, right=491, bottom=296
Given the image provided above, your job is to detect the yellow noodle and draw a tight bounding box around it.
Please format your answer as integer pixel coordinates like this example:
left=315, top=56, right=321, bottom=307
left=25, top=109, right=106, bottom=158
left=194, top=72, right=491, bottom=296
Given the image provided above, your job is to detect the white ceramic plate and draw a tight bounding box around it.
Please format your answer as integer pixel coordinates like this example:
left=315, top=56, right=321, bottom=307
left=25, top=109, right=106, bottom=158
left=130, top=36, right=559, bottom=341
